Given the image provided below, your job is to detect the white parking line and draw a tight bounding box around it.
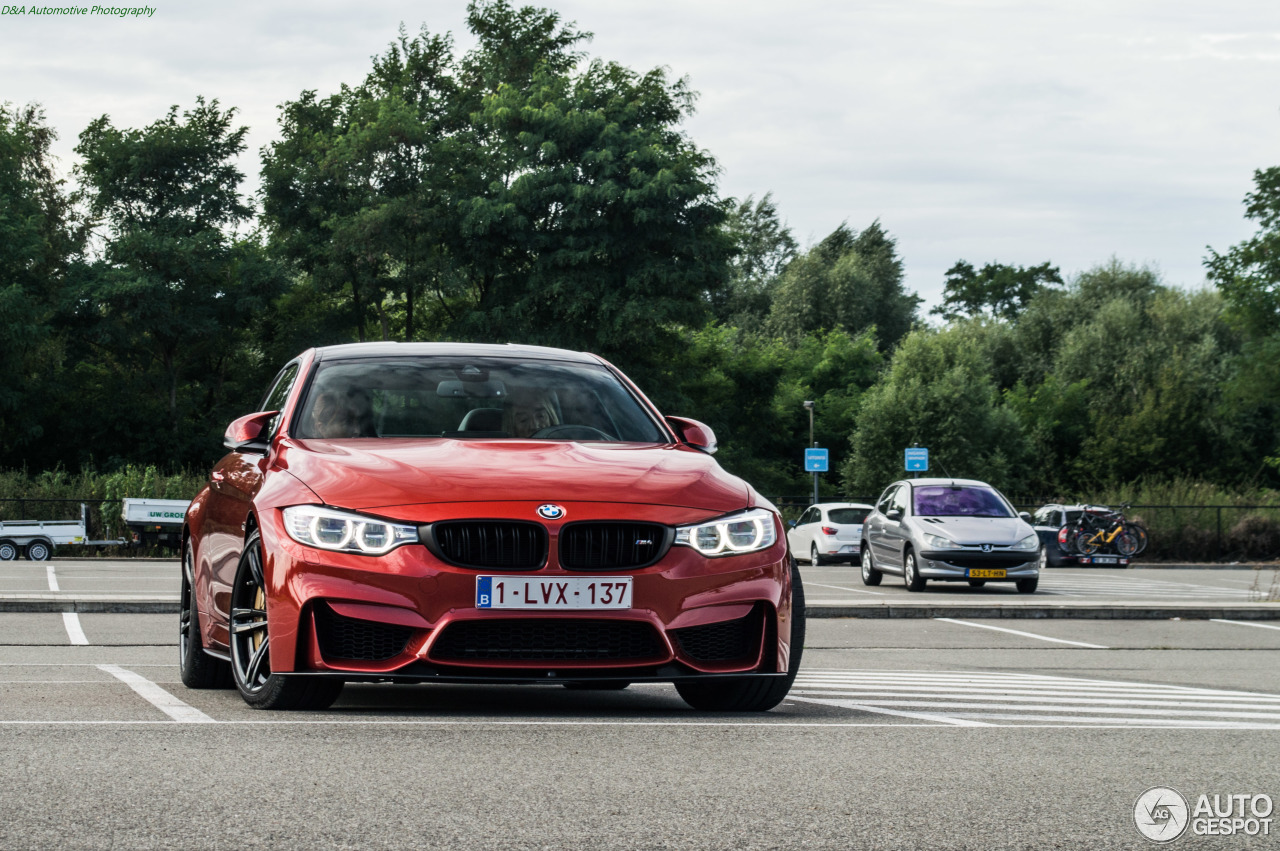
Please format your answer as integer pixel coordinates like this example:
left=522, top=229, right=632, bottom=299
left=46, top=564, right=59, bottom=592
left=96, top=664, right=215, bottom=723
left=933, top=618, right=1109, bottom=648
left=62, top=613, right=88, bottom=646
left=805, top=582, right=885, bottom=596
left=1210, top=619, right=1280, bottom=632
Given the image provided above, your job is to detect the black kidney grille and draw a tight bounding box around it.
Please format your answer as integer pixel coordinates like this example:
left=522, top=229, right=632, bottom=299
left=431, top=619, right=664, bottom=662
left=432, top=522, right=547, bottom=569
left=559, top=523, right=669, bottom=570
left=314, top=605, right=415, bottom=662
left=673, top=606, right=763, bottom=663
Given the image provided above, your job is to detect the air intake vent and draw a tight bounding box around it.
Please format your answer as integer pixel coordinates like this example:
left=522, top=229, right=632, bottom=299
left=559, top=522, right=671, bottom=570
left=672, top=606, right=763, bottom=663
left=314, top=605, right=414, bottom=662
left=429, top=521, right=547, bottom=570
left=431, top=619, right=664, bottom=662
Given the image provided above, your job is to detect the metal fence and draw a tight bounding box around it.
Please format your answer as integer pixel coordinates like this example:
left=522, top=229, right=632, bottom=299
left=771, top=497, right=1280, bottom=562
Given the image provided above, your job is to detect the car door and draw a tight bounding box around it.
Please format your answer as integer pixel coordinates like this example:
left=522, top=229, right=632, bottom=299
left=880, top=484, right=911, bottom=567
left=868, top=485, right=904, bottom=566
left=789, top=507, right=816, bottom=558
left=203, top=361, right=301, bottom=637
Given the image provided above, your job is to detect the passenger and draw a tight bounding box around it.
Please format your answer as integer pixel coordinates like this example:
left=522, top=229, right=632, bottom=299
left=504, top=390, right=558, bottom=438
left=310, top=388, right=375, bottom=438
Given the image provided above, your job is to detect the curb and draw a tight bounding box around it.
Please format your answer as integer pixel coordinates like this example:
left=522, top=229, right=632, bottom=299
left=0, top=596, right=179, bottom=614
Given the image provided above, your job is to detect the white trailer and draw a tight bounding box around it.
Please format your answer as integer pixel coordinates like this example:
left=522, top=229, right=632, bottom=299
left=121, top=498, right=191, bottom=548
left=0, top=503, right=123, bottom=561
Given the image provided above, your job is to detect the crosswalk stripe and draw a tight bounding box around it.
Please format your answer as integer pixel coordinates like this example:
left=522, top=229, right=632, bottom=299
left=788, top=669, right=1280, bottom=728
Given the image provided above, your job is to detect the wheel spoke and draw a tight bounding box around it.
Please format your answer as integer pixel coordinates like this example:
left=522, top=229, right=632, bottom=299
left=231, top=619, right=268, bottom=636
left=244, top=638, right=269, bottom=684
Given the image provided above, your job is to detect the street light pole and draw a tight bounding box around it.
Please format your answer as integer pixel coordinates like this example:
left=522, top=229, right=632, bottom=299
left=803, top=400, right=817, bottom=505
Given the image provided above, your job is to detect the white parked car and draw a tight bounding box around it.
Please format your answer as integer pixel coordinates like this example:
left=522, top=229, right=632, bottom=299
left=787, top=502, right=874, bottom=565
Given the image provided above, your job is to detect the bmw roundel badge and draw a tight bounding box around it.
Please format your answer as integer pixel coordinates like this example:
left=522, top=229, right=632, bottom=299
left=537, top=504, right=566, bottom=520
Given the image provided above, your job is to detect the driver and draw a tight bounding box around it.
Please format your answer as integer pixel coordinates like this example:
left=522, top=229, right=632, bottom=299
left=504, top=390, right=558, bottom=438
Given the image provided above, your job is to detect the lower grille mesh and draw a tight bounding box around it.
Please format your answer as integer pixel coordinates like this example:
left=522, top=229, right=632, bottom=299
left=315, top=606, right=414, bottom=662
left=673, top=606, right=762, bottom=663
left=431, top=619, right=664, bottom=662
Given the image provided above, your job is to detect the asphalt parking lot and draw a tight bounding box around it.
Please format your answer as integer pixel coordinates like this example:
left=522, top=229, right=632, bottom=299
left=2, top=560, right=1279, bottom=849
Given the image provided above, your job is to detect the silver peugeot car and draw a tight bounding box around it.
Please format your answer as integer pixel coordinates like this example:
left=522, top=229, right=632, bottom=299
left=861, top=478, right=1040, bottom=592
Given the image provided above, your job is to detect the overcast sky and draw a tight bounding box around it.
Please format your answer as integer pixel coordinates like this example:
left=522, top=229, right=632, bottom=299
left=2, top=0, right=1276, bottom=310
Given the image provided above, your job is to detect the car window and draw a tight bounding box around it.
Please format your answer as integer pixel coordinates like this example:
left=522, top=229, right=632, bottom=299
left=889, top=487, right=909, bottom=515
left=1065, top=510, right=1082, bottom=524
left=260, top=362, right=300, bottom=438
left=913, top=485, right=1014, bottom=518
left=1032, top=507, right=1053, bottom=525
left=802, top=508, right=818, bottom=525
left=293, top=356, right=667, bottom=442
left=876, top=487, right=897, bottom=514
left=829, top=508, right=870, bottom=525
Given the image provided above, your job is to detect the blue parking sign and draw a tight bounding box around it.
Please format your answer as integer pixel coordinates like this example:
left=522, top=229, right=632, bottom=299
left=904, top=447, right=928, bottom=471
left=804, top=448, right=829, bottom=472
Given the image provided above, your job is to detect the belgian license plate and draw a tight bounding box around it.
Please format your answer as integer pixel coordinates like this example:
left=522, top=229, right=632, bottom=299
left=968, top=569, right=1006, bottom=579
left=476, top=576, right=632, bottom=609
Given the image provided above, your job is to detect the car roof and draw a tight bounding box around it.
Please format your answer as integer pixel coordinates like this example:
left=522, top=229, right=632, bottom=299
left=808, top=502, right=874, bottom=510
left=311, top=342, right=604, bottom=365
left=894, top=478, right=994, bottom=488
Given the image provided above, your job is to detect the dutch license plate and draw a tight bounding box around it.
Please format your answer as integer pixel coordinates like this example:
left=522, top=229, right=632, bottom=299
left=476, top=576, right=632, bottom=610
left=968, top=569, right=1006, bottom=579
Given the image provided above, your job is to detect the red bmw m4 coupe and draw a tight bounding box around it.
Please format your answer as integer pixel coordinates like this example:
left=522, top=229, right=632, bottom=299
left=181, top=343, right=804, bottom=711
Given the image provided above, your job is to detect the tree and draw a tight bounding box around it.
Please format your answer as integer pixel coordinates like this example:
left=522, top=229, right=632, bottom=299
left=69, top=98, right=286, bottom=464
left=932, top=260, right=1063, bottom=321
left=1206, top=166, right=1280, bottom=335
left=0, top=103, right=82, bottom=464
left=711, top=193, right=797, bottom=329
left=768, top=221, right=919, bottom=350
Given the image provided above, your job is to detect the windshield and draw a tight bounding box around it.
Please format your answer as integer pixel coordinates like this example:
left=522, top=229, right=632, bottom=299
left=828, top=508, right=870, bottom=525
left=293, top=357, right=667, bottom=443
left=912, top=486, right=1014, bottom=518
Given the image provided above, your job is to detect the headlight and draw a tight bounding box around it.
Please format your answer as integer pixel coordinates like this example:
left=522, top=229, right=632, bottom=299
left=674, top=509, right=778, bottom=558
left=1012, top=534, right=1039, bottom=551
left=925, top=534, right=961, bottom=550
left=282, top=505, right=418, bottom=555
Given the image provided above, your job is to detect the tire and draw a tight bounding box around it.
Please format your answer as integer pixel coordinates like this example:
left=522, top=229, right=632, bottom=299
left=1017, top=578, right=1039, bottom=594
left=1124, top=523, right=1148, bottom=556
left=1076, top=530, right=1101, bottom=556
left=25, top=540, right=51, bottom=561
left=180, top=542, right=232, bottom=689
left=0, top=540, right=17, bottom=561
left=563, top=681, right=631, bottom=690
left=675, top=559, right=805, bottom=712
left=230, top=532, right=344, bottom=710
left=860, top=546, right=883, bottom=586
left=903, top=550, right=926, bottom=592
left=967, top=580, right=986, bottom=587
left=810, top=544, right=825, bottom=567
left=1115, top=530, right=1140, bottom=557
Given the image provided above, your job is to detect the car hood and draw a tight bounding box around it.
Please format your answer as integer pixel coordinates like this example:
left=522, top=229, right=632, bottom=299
left=913, top=516, right=1033, bottom=545
left=277, top=438, right=751, bottom=512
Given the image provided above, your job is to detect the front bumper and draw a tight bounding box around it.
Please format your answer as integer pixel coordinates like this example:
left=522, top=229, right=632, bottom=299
left=257, top=504, right=795, bottom=680
left=917, top=549, right=1040, bottom=581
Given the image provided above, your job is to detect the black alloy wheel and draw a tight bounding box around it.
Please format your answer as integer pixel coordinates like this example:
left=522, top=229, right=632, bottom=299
left=230, top=531, right=344, bottom=710
left=860, top=546, right=883, bottom=586
left=903, top=550, right=926, bottom=592
left=674, top=558, right=806, bottom=712
left=179, top=541, right=232, bottom=689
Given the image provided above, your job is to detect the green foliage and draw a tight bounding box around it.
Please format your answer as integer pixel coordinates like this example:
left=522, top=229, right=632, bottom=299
left=768, top=221, right=919, bottom=350
left=712, top=193, right=797, bottom=329
left=932, top=260, right=1063, bottom=321
left=1206, top=166, right=1280, bottom=335
left=841, top=321, right=1029, bottom=495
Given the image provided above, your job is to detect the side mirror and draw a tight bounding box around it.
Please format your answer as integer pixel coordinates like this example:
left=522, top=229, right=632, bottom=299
left=788, top=520, right=796, bottom=528
left=665, top=416, right=717, bottom=455
left=223, top=411, right=279, bottom=454
left=1019, top=511, right=1033, bottom=522
left=886, top=509, right=903, bottom=522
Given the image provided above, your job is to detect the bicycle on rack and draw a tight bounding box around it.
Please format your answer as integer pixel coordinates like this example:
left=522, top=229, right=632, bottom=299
left=1060, top=504, right=1148, bottom=557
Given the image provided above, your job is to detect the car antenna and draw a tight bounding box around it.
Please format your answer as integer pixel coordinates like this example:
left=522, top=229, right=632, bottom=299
left=933, top=457, right=958, bottom=488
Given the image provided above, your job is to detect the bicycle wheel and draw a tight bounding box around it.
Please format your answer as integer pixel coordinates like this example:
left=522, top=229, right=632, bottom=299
left=1123, top=523, right=1148, bottom=556
left=1115, top=530, right=1140, bottom=557
left=1077, top=530, right=1101, bottom=555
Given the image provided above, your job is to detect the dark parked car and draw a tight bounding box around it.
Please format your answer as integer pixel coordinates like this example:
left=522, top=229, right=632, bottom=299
left=1031, top=504, right=1131, bottom=568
